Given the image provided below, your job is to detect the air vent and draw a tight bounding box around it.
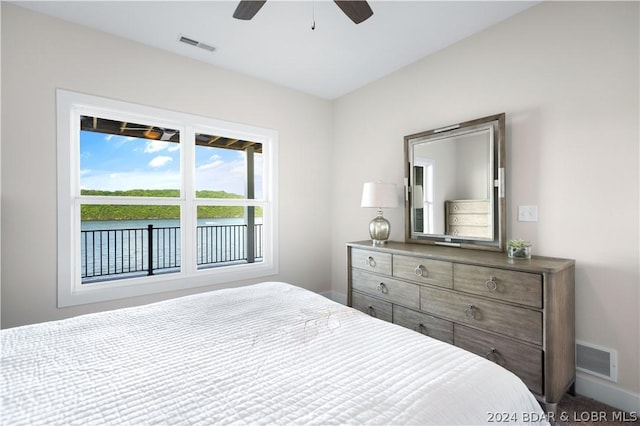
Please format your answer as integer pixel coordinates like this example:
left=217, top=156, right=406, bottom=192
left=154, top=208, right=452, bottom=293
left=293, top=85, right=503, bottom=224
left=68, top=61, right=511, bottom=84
left=178, top=35, right=216, bottom=52
left=576, top=341, right=617, bottom=382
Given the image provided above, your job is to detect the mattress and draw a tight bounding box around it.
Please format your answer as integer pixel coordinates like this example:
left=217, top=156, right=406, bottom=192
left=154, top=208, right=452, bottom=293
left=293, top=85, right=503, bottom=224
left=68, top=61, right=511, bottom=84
left=1, top=282, right=548, bottom=425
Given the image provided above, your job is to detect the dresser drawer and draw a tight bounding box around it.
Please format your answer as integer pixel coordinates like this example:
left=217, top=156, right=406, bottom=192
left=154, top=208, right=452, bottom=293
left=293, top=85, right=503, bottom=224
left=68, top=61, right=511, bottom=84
left=447, top=225, right=491, bottom=238
left=454, top=325, right=543, bottom=394
left=446, top=200, right=490, bottom=214
left=352, top=269, right=420, bottom=309
left=351, top=291, right=392, bottom=322
left=454, top=264, right=542, bottom=308
left=393, top=254, right=453, bottom=288
left=420, top=286, right=542, bottom=345
left=447, top=214, right=490, bottom=226
left=351, top=248, right=392, bottom=275
left=393, top=305, right=453, bottom=344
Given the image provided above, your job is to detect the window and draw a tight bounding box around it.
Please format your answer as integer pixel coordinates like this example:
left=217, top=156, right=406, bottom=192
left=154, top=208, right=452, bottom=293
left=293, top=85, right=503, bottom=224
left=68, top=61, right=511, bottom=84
left=57, top=90, right=278, bottom=307
left=412, top=159, right=435, bottom=235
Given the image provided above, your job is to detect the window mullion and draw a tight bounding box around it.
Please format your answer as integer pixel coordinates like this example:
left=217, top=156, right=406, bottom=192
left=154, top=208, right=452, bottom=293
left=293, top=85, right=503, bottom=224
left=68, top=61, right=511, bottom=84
left=182, top=126, right=197, bottom=275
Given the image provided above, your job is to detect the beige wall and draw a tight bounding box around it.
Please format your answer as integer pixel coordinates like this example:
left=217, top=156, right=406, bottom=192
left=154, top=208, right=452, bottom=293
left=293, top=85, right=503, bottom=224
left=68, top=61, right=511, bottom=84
left=1, top=3, right=333, bottom=325
left=331, top=1, right=639, bottom=408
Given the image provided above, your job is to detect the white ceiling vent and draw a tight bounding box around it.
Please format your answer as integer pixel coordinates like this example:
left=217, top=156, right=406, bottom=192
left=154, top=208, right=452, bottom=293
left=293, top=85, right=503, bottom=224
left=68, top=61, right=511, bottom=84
left=178, top=35, right=216, bottom=52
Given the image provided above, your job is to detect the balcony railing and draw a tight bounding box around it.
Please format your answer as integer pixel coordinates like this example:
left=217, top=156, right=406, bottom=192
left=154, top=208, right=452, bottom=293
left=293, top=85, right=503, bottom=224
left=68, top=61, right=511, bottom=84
left=81, top=223, right=263, bottom=283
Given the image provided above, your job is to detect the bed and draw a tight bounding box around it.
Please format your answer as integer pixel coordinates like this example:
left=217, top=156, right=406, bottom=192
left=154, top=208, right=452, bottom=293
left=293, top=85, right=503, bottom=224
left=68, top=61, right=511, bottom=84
left=1, top=282, right=548, bottom=425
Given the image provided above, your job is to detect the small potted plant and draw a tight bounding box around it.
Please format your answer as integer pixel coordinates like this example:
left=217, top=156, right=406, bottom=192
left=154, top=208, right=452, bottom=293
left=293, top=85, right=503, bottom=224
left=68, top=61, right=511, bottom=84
left=507, top=239, right=532, bottom=259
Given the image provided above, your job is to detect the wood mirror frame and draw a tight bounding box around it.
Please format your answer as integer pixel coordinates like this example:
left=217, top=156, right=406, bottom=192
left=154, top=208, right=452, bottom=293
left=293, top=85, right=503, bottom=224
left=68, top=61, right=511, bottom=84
left=404, top=113, right=506, bottom=252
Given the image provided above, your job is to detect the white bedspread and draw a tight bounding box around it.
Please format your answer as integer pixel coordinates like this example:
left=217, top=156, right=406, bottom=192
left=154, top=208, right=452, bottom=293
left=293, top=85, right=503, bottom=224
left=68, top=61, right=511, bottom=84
left=1, top=282, right=547, bottom=425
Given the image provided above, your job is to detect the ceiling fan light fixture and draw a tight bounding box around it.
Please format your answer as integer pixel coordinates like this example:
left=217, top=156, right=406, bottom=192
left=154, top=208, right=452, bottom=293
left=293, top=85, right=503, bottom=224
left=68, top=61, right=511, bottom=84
left=160, top=129, right=178, bottom=141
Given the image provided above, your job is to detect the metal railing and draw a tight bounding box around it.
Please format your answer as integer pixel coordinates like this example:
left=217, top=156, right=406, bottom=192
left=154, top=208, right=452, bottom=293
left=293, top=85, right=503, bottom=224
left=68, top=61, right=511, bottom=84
left=81, top=223, right=263, bottom=282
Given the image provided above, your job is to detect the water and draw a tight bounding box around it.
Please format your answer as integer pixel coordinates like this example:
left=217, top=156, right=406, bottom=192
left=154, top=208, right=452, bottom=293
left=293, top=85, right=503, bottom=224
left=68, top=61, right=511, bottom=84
left=80, top=217, right=263, bottom=282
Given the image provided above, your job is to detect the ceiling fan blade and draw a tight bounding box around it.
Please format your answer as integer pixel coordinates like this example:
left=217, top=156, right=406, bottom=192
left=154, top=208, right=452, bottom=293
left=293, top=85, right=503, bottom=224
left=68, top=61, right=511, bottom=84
left=334, top=0, right=373, bottom=24
left=233, top=0, right=267, bottom=20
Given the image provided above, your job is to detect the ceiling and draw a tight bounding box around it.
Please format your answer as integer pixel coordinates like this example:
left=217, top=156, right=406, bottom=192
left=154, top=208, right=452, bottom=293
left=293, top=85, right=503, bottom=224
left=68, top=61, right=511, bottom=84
left=12, top=1, right=539, bottom=99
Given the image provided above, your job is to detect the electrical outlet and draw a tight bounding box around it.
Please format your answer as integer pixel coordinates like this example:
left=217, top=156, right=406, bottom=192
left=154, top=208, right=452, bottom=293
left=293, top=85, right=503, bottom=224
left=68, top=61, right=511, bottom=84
left=518, top=205, right=538, bottom=222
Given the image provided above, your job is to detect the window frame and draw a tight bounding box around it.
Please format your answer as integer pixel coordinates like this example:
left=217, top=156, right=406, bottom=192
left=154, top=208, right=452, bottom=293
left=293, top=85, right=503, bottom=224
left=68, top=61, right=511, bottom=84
left=57, top=89, right=278, bottom=307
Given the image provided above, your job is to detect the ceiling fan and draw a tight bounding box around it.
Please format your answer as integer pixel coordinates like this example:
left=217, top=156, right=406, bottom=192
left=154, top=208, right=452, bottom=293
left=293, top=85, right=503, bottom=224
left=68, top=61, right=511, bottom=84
left=233, top=0, right=373, bottom=24
left=120, top=125, right=178, bottom=141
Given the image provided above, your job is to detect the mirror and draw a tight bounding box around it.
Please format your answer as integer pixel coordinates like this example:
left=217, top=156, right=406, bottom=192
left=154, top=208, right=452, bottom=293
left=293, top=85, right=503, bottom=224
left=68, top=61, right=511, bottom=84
left=404, top=113, right=505, bottom=251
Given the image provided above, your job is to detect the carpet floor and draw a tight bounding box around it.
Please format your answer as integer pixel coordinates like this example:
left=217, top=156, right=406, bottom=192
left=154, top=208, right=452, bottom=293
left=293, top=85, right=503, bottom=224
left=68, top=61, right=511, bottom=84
left=554, top=393, right=639, bottom=425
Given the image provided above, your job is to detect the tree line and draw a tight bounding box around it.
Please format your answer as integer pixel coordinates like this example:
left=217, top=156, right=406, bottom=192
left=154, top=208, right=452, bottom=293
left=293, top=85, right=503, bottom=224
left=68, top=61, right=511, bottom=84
left=81, top=189, right=262, bottom=221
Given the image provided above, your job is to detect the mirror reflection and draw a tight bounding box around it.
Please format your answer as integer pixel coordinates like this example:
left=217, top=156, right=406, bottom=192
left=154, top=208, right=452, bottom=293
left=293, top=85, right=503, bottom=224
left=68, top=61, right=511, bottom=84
left=411, top=127, right=493, bottom=238
left=404, top=113, right=505, bottom=251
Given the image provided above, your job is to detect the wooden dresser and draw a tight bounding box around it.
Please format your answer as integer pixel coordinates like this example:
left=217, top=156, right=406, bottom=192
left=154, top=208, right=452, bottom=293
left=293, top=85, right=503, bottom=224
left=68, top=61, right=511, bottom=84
left=347, top=240, right=575, bottom=413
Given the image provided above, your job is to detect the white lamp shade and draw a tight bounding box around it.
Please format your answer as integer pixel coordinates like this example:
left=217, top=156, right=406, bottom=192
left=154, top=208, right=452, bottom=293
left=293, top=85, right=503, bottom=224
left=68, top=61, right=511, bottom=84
left=361, top=182, right=399, bottom=209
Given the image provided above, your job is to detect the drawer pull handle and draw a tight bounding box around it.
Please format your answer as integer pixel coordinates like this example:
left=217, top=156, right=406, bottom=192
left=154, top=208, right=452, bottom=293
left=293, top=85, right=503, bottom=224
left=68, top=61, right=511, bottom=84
left=415, top=265, right=427, bottom=277
left=485, top=277, right=498, bottom=292
left=415, top=323, right=427, bottom=334
left=453, top=216, right=459, bottom=224
left=368, top=306, right=376, bottom=317
left=486, top=347, right=499, bottom=362
left=365, top=256, right=376, bottom=267
left=376, top=282, right=388, bottom=294
left=464, top=304, right=477, bottom=319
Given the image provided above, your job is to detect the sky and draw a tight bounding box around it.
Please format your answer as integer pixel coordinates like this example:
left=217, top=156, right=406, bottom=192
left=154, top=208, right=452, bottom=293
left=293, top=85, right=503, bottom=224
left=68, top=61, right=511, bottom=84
left=79, top=131, right=263, bottom=197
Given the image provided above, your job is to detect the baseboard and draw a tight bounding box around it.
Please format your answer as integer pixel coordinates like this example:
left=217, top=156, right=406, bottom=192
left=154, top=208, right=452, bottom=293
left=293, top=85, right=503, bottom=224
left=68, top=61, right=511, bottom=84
left=322, top=291, right=347, bottom=306
left=576, top=373, right=640, bottom=414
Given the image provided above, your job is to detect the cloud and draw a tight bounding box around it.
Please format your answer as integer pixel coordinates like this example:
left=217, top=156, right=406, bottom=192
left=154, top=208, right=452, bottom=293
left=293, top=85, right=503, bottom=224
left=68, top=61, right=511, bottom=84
left=105, top=134, right=136, bottom=145
left=145, top=140, right=172, bottom=153
left=81, top=170, right=180, bottom=191
left=194, top=153, right=263, bottom=197
left=80, top=158, right=262, bottom=197
left=149, top=156, right=173, bottom=168
left=197, top=159, right=224, bottom=170
left=80, top=145, right=262, bottom=197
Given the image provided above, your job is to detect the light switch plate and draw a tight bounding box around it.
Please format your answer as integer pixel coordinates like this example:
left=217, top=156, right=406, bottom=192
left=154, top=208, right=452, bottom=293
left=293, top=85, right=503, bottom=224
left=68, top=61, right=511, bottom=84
left=518, top=205, right=538, bottom=222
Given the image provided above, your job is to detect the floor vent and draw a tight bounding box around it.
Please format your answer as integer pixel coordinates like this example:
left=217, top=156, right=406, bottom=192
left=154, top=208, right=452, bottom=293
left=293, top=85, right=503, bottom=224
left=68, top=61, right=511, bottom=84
left=178, top=35, right=216, bottom=52
left=576, top=341, right=617, bottom=382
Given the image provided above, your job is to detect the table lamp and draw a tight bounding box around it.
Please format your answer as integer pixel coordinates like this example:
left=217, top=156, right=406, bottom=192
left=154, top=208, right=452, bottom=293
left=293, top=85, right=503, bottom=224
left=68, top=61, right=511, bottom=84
left=361, top=182, right=398, bottom=245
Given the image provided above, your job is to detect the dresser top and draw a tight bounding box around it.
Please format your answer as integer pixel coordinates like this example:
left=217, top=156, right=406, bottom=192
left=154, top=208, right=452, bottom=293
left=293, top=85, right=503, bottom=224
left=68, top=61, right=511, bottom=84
left=347, top=240, right=575, bottom=274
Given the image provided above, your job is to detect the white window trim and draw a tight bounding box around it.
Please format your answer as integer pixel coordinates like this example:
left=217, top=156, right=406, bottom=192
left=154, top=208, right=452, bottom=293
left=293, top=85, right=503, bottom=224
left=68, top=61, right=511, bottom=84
left=57, top=89, right=278, bottom=307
